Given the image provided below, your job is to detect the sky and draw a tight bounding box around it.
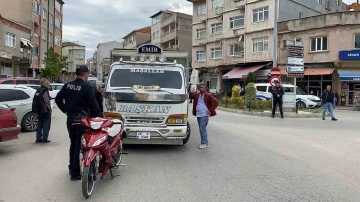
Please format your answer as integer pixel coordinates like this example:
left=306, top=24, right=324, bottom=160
left=62, top=0, right=192, bottom=60
left=62, top=0, right=355, bottom=60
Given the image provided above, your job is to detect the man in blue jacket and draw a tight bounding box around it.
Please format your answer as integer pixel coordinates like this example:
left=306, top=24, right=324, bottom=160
left=321, top=85, right=338, bottom=121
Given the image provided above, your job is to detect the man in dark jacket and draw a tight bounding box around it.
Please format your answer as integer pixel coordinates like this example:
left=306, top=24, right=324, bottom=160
left=33, top=78, right=52, bottom=143
left=189, top=83, right=219, bottom=149
left=321, top=85, right=337, bottom=121
left=55, top=65, right=102, bottom=181
left=271, top=81, right=284, bottom=119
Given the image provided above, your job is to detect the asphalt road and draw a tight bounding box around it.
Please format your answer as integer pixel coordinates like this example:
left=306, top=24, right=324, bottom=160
left=1, top=108, right=360, bottom=202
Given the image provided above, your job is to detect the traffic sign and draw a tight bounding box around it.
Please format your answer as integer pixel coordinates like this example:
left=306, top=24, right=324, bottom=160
left=270, top=76, right=281, bottom=87
left=287, top=66, right=304, bottom=72
left=270, top=67, right=281, bottom=76
left=287, top=73, right=304, bottom=78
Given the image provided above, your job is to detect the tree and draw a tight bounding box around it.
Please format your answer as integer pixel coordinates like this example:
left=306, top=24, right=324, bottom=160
left=245, top=82, right=256, bottom=106
left=41, top=47, right=68, bottom=79
left=244, top=72, right=255, bottom=87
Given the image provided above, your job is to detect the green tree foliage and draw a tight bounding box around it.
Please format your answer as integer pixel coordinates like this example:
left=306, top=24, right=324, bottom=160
left=245, top=82, right=256, bottom=106
left=244, top=72, right=255, bottom=87
left=41, top=47, right=68, bottom=79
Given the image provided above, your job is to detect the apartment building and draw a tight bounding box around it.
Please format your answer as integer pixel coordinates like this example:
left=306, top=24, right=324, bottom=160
left=0, top=0, right=64, bottom=76
left=123, top=26, right=151, bottom=49
left=150, top=10, right=192, bottom=54
left=0, top=15, right=32, bottom=78
left=86, top=58, right=95, bottom=74
left=95, top=41, right=124, bottom=81
left=277, top=11, right=360, bottom=106
left=62, top=42, right=85, bottom=81
left=187, top=0, right=346, bottom=93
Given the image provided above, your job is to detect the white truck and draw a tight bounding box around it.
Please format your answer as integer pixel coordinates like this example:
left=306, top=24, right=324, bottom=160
left=103, top=44, right=191, bottom=145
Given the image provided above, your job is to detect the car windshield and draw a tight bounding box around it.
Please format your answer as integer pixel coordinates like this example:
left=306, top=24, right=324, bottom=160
left=296, top=87, right=307, bottom=95
left=109, top=67, right=183, bottom=89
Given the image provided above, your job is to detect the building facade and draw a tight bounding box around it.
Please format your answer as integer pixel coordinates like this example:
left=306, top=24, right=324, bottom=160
left=150, top=10, right=192, bottom=54
left=95, top=41, right=123, bottom=81
left=86, top=58, right=95, bottom=74
left=0, top=0, right=64, bottom=76
left=0, top=15, right=32, bottom=78
left=61, top=42, right=85, bottom=81
left=277, top=11, right=360, bottom=106
left=187, top=0, right=347, bottom=94
left=122, top=26, right=151, bottom=49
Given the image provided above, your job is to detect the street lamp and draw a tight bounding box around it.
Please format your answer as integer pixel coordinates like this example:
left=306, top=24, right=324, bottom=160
left=273, top=0, right=278, bottom=68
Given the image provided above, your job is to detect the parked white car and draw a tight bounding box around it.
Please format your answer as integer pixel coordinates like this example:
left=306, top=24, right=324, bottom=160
left=0, top=85, right=38, bottom=132
left=254, top=83, right=322, bottom=109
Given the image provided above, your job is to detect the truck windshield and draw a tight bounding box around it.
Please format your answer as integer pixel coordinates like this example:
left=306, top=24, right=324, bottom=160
left=109, top=68, right=183, bottom=89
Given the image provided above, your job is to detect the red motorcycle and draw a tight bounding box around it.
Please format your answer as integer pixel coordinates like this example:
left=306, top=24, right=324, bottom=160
left=77, top=112, right=127, bottom=198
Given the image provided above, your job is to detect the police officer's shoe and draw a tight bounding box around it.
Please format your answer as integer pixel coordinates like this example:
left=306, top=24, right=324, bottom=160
left=281, top=115, right=284, bottom=119
left=42, top=140, right=51, bottom=143
left=271, top=115, right=274, bottom=118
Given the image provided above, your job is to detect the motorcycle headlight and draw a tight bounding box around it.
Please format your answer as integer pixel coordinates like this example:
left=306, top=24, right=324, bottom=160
left=89, top=121, right=103, bottom=130
left=81, top=136, right=86, bottom=146
left=93, top=136, right=107, bottom=147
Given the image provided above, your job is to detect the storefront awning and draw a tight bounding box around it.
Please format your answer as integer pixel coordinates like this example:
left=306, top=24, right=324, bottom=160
left=20, top=38, right=33, bottom=47
left=279, top=67, right=334, bottom=75
left=338, top=69, right=360, bottom=81
left=222, top=65, right=264, bottom=79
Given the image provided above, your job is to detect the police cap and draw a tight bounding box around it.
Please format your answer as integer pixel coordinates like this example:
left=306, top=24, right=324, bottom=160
left=76, top=65, right=89, bottom=74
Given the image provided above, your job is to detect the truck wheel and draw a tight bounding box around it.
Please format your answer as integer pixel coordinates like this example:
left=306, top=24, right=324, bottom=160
left=182, top=121, right=191, bottom=145
left=21, top=112, right=38, bottom=132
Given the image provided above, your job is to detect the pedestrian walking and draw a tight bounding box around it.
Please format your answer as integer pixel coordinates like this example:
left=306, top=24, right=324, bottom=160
left=321, top=85, right=338, bottom=121
left=55, top=65, right=102, bottom=181
left=189, top=83, right=219, bottom=149
left=32, top=78, right=52, bottom=143
left=271, top=81, right=284, bottom=119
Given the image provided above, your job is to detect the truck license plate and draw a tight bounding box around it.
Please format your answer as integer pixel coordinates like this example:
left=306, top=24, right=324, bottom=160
left=136, top=132, right=150, bottom=139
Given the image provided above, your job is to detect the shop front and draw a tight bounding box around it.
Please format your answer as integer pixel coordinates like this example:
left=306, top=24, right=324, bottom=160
left=338, top=50, right=360, bottom=106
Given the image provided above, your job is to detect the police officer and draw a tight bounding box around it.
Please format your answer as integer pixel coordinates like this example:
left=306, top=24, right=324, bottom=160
left=271, top=80, right=284, bottom=119
left=55, top=65, right=102, bottom=181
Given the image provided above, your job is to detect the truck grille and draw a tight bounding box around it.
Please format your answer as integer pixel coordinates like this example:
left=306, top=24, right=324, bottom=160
left=125, top=116, right=165, bottom=124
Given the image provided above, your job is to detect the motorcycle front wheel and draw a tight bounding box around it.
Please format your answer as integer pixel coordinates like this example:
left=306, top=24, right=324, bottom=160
left=82, top=161, right=96, bottom=198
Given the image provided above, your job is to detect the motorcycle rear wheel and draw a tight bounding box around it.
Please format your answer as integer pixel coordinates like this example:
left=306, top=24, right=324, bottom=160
left=82, top=161, right=96, bottom=198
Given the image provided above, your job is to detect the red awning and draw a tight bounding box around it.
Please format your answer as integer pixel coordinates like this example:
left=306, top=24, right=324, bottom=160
left=279, top=67, right=334, bottom=75
left=222, top=65, right=265, bottom=79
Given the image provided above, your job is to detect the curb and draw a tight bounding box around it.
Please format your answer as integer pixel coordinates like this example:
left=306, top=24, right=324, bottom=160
left=218, top=107, right=323, bottom=118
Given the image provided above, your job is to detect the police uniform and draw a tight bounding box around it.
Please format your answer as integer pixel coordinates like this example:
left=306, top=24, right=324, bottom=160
left=271, top=81, right=284, bottom=118
left=55, top=65, right=102, bottom=180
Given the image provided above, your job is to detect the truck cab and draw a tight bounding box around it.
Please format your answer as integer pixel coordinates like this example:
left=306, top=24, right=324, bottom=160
left=103, top=44, right=190, bottom=145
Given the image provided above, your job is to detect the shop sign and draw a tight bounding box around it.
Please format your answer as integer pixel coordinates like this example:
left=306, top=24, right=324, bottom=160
left=287, top=57, right=304, bottom=65
left=339, top=50, right=360, bottom=60
left=0, top=51, right=12, bottom=59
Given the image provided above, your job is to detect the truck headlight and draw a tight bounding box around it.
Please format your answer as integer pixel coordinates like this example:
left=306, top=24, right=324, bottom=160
left=166, top=114, right=187, bottom=124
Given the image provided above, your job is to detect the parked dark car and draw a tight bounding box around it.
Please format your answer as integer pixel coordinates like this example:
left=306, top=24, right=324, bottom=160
left=0, top=104, right=20, bottom=142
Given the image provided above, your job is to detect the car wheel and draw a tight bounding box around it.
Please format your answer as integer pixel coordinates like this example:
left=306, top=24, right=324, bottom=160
left=298, top=101, right=306, bottom=109
left=21, top=112, right=38, bottom=132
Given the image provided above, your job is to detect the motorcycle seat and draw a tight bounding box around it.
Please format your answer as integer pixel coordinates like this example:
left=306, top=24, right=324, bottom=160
left=106, top=119, right=123, bottom=137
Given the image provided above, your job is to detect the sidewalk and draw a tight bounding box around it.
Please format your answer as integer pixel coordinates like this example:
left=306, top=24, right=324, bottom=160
left=217, top=107, right=323, bottom=118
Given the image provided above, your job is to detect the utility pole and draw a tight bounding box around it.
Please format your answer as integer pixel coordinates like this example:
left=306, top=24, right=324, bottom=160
left=272, top=0, right=278, bottom=68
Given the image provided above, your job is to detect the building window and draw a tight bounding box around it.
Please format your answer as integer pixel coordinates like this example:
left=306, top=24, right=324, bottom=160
left=211, top=23, right=223, bottom=34
left=299, top=12, right=303, bottom=18
left=42, top=9, right=47, bottom=20
left=252, top=37, right=268, bottom=52
left=49, top=32, right=52, bottom=43
left=210, top=48, right=222, bottom=59
left=210, top=78, right=218, bottom=90
left=5, top=32, right=16, bottom=48
left=310, top=37, right=327, bottom=52
left=336, top=0, right=339, bottom=5
left=33, top=0, right=41, bottom=14
left=42, top=29, right=46, bottom=40
left=196, top=28, right=206, bottom=38
left=55, top=0, right=62, bottom=13
left=253, top=6, right=269, bottom=22
left=49, top=14, right=53, bottom=25
left=212, top=0, right=223, bottom=9
left=355, top=34, right=360, bottom=49
left=76, top=54, right=84, bottom=60
left=55, top=18, right=61, bottom=30
left=196, top=51, right=206, bottom=61
left=229, top=43, right=244, bottom=56
left=197, top=5, right=207, bottom=16
left=326, top=0, right=330, bottom=9
left=230, top=15, right=244, bottom=29
left=55, top=36, right=61, bottom=46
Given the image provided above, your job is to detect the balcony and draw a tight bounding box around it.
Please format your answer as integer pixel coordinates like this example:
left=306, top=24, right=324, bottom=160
left=161, top=15, right=176, bottom=28
left=161, top=39, right=179, bottom=50
left=233, top=0, right=245, bottom=8
left=160, top=29, right=177, bottom=43
left=207, top=33, right=223, bottom=43
left=194, top=37, right=207, bottom=46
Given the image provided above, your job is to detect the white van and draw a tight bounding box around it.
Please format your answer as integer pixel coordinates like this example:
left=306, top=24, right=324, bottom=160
left=254, top=83, right=321, bottom=108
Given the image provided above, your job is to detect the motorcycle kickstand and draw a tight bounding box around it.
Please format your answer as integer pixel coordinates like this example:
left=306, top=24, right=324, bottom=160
left=110, top=168, right=120, bottom=179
